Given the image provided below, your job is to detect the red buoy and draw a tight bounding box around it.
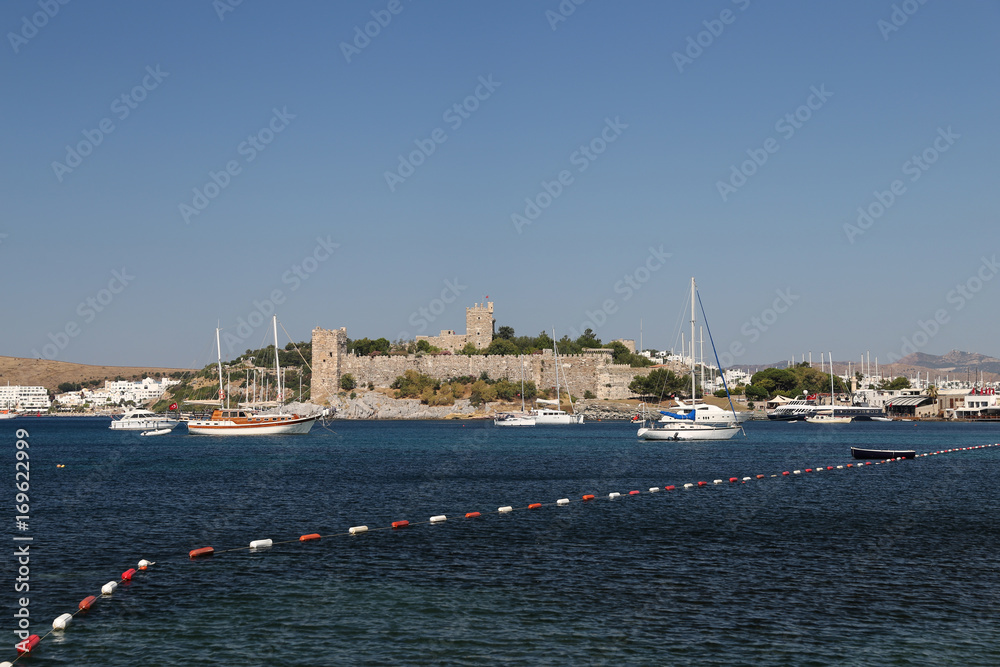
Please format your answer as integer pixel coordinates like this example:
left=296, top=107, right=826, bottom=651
left=189, top=547, right=214, bottom=559
left=805, top=468, right=813, bottom=473
left=121, top=568, right=137, bottom=581
left=79, top=595, right=97, bottom=611
left=16, top=634, right=40, bottom=654
left=629, top=490, right=641, bottom=495
left=465, top=512, right=481, bottom=518
left=756, top=474, right=765, bottom=479
left=392, top=520, right=409, bottom=529
left=582, top=494, right=595, bottom=501
left=528, top=503, right=542, bottom=509
left=782, top=471, right=790, bottom=476
left=665, top=485, right=675, bottom=491
left=826, top=466, right=834, bottom=470
left=846, top=464, right=853, bottom=468
left=697, top=481, right=708, bottom=487
left=299, top=533, right=321, bottom=542
left=729, top=477, right=738, bottom=483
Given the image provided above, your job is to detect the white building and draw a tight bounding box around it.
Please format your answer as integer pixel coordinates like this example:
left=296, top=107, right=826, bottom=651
left=0, top=385, right=52, bottom=411
left=54, top=377, right=179, bottom=410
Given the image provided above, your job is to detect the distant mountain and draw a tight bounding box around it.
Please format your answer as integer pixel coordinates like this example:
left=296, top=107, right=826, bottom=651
left=0, top=356, right=195, bottom=392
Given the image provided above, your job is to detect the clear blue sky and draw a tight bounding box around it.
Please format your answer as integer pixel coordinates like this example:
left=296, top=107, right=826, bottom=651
left=2, top=1, right=998, bottom=369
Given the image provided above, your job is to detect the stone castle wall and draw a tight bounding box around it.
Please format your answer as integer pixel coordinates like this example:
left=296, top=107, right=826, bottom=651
left=311, top=326, right=646, bottom=405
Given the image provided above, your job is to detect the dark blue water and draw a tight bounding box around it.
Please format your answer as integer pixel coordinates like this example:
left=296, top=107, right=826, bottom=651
left=4, top=417, right=1000, bottom=665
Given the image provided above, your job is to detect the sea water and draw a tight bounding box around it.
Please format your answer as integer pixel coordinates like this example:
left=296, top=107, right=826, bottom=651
left=4, top=417, right=1000, bottom=665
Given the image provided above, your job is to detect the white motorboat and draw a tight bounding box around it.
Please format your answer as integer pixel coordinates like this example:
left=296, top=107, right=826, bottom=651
left=637, top=278, right=742, bottom=442
left=110, top=409, right=180, bottom=431
left=804, top=413, right=853, bottom=424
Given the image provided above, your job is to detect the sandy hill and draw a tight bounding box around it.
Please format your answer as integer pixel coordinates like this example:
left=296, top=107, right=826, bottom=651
left=0, top=356, right=196, bottom=391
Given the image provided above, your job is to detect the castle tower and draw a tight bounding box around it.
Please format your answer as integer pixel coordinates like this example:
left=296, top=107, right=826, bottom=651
left=311, top=326, right=347, bottom=405
left=466, top=302, right=494, bottom=350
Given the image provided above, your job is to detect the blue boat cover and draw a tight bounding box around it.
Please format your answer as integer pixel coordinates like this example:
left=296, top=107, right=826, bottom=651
left=660, top=410, right=695, bottom=421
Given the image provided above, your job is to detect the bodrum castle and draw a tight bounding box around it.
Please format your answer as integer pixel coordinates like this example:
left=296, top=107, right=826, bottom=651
left=311, top=302, right=644, bottom=405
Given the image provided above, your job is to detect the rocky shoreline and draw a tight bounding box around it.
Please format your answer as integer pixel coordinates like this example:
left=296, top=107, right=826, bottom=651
left=326, top=392, right=643, bottom=421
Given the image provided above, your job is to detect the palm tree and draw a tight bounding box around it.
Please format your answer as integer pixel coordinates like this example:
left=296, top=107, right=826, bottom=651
left=926, top=384, right=940, bottom=417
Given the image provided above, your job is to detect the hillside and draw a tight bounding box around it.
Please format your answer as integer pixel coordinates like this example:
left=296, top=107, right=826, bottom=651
left=0, top=356, right=196, bottom=392
left=735, top=349, right=999, bottom=383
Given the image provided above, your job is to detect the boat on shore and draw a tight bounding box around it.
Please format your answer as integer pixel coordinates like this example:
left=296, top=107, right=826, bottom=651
left=851, top=447, right=916, bottom=460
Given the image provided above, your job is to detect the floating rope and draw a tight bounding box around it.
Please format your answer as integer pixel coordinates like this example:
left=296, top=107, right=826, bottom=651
left=6, top=444, right=996, bottom=664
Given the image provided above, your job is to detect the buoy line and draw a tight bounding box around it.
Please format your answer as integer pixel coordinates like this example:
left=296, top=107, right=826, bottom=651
left=6, top=443, right=996, bottom=663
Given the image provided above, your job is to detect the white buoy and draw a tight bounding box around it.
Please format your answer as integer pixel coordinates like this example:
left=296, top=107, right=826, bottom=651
left=743, top=477, right=751, bottom=481
left=1, top=660, right=14, bottom=667
left=713, top=479, right=723, bottom=484
left=648, top=487, right=660, bottom=493
left=430, top=515, right=447, bottom=523
left=138, top=559, right=154, bottom=570
left=349, top=525, right=368, bottom=535
left=249, top=539, right=273, bottom=549
left=101, top=581, right=118, bottom=595
left=683, top=483, right=694, bottom=489
left=498, top=506, right=513, bottom=513
left=837, top=465, right=844, bottom=469
left=608, top=492, right=620, bottom=499
left=793, top=470, right=801, bottom=474
left=557, top=498, right=570, bottom=504
left=52, top=613, right=73, bottom=630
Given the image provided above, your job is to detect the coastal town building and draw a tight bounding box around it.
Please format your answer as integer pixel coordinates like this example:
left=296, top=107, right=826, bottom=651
left=54, top=377, right=179, bottom=409
left=0, top=385, right=52, bottom=411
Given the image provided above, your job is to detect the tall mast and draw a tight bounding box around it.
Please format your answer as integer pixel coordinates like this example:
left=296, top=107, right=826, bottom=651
left=552, top=328, right=559, bottom=409
left=690, top=277, right=696, bottom=400
left=699, top=325, right=705, bottom=398
left=216, top=326, right=224, bottom=408
left=830, top=351, right=835, bottom=409
left=273, top=315, right=282, bottom=403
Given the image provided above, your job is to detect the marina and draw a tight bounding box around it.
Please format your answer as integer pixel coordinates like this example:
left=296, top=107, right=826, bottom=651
left=10, top=417, right=1000, bottom=663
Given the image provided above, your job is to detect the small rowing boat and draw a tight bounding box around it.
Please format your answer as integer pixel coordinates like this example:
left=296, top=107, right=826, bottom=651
left=140, top=428, right=174, bottom=437
left=850, top=447, right=915, bottom=460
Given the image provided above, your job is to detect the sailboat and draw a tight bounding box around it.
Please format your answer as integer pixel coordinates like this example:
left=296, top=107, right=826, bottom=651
left=529, top=331, right=584, bottom=425
left=494, top=356, right=535, bottom=426
left=805, top=353, right=853, bottom=424
left=186, top=316, right=322, bottom=435
left=637, top=278, right=742, bottom=441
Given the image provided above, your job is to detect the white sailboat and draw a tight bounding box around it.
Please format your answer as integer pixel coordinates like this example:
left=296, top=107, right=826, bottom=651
left=186, top=316, right=322, bottom=435
left=805, top=353, right=853, bottom=424
left=529, top=331, right=584, bottom=425
left=494, top=356, right=535, bottom=426
left=637, top=278, right=741, bottom=441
